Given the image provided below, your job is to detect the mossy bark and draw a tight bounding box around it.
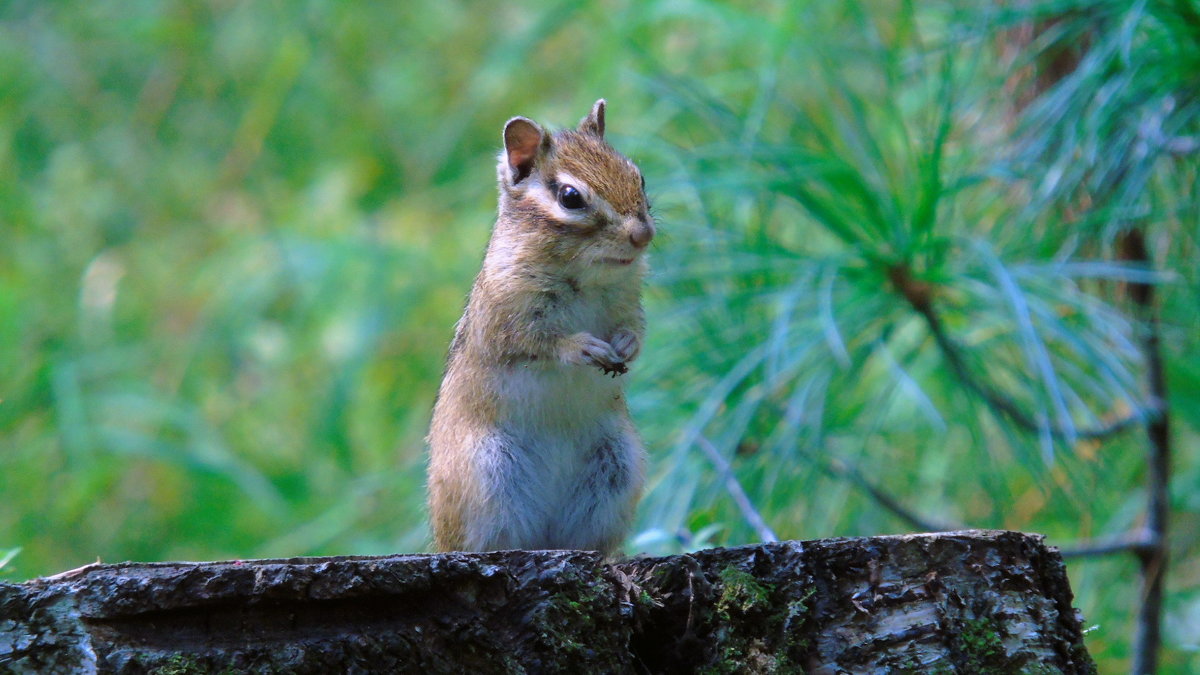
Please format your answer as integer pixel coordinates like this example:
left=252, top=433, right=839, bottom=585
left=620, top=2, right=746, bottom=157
left=0, top=530, right=1095, bottom=673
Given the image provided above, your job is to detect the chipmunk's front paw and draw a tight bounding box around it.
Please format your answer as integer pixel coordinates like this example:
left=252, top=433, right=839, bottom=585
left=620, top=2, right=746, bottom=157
left=610, top=329, right=641, bottom=364
left=562, top=332, right=627, bottom=376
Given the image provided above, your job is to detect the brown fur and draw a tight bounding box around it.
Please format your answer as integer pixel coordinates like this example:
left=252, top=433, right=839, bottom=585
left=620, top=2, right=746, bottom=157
left=554, top=131, right=646, bottom=217
left=427, top=100, right=652, bottom=554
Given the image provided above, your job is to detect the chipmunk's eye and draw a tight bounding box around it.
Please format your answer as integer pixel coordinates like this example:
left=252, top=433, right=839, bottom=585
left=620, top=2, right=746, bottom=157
left=557, top=184, right=586, bottom=210
left=640, top=174, right=646, bottom=191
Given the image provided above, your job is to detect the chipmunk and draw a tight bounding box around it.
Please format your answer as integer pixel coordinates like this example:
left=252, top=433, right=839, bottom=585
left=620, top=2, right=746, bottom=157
left=427, top=99, right=654, bottom=555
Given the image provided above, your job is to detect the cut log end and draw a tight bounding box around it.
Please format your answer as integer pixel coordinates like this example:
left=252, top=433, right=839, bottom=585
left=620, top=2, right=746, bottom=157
left=0, top=530, right=1095, bottom=673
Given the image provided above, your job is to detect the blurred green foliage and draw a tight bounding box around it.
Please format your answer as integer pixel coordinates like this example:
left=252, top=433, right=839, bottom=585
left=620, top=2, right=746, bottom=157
left=1, top=0, right=1197, bottom=670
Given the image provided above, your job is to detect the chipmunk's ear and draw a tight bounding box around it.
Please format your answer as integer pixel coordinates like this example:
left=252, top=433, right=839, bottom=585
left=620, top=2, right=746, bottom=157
left=503, top=116, right=546, bottom=185
left=578, top=99, right=605, bottom=139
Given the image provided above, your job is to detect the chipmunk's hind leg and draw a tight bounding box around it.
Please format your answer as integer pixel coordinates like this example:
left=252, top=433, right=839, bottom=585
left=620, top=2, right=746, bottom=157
left=556, top=427, right=645, bottom=553
left=461, top=431, right=550, bottom=551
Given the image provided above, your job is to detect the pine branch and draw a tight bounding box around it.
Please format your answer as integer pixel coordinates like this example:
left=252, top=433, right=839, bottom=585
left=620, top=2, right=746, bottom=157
left=995, top=5, right=1185, bottom=668
left=696, top=436, right=778, bottom=543
left=1121, top=228, right=1172, bottom=675
left=825, top=457, right=962, bottom=533
left=1058, top=529, right=1156, bottom=559
left=752, top=397, right=960, bottom=534
left=889, top=264, right=1150, bottom=443
left=1165, top=135, right=1199, bottom=156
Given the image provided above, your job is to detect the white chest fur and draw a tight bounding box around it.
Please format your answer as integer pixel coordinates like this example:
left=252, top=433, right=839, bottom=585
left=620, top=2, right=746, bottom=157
left=496, top=361, right=620, bottom=431
left=473, top=360, right=634, bottom=551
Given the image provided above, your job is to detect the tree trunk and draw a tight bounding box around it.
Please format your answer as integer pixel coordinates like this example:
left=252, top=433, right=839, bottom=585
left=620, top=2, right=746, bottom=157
left=0, top=530, right=1095, bottom=673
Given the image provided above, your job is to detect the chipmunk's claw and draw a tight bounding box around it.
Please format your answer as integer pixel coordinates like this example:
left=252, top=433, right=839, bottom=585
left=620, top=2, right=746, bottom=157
left=600, top=362, right=628, bottom=377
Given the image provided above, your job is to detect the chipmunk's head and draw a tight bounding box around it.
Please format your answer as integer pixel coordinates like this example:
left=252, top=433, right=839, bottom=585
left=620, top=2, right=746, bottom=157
left=496, top=100, right=654, bottom=277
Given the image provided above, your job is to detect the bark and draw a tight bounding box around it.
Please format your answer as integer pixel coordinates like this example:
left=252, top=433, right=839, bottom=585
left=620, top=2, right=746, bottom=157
left=0, top=530, right=1095, bottom=674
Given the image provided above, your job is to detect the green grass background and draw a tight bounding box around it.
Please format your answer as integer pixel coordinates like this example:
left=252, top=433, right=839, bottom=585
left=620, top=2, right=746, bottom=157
left=2, top=1, right=1198, bottom=670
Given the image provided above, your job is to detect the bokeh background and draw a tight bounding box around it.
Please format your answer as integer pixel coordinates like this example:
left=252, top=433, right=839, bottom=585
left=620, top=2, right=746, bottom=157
left=2, top=1, right=1198, bottom=670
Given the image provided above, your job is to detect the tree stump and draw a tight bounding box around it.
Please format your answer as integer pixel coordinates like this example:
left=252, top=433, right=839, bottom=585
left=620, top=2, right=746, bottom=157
left=0, top=530, right=1095, bottom=673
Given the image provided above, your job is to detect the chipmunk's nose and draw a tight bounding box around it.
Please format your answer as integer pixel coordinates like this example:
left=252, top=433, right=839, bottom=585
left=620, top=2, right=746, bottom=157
left=629, top=218, right=655, bottom=249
